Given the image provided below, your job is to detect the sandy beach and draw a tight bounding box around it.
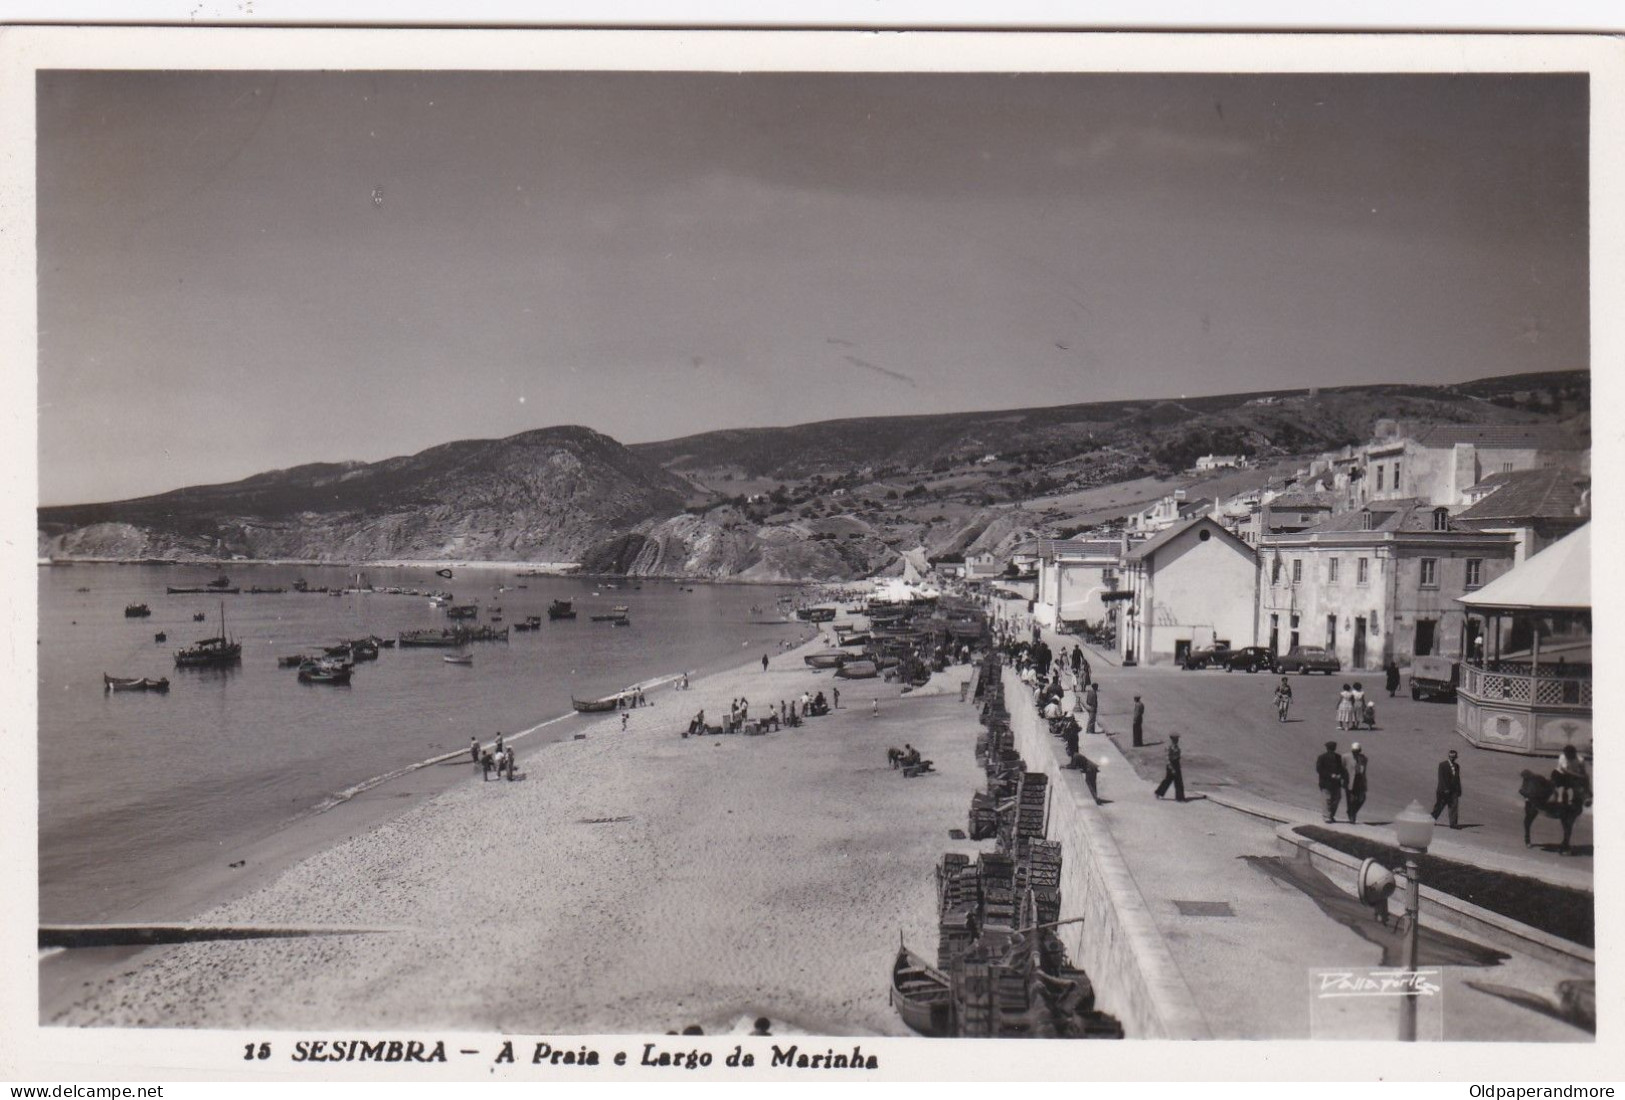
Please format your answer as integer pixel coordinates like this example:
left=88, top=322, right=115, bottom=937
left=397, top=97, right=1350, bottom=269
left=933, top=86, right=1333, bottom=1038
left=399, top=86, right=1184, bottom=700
left=47, top=637, right=991, bottom=1034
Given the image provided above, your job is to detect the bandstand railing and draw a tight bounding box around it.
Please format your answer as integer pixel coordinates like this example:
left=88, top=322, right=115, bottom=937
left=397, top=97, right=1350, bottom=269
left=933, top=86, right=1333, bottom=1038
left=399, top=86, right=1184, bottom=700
left=1459, top=663, right=1592, bottom=710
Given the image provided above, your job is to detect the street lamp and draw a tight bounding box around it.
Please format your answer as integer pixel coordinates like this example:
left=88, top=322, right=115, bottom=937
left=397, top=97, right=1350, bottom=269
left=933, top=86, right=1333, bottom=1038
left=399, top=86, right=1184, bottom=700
left=1393, top=800, right=1436, bottom=1042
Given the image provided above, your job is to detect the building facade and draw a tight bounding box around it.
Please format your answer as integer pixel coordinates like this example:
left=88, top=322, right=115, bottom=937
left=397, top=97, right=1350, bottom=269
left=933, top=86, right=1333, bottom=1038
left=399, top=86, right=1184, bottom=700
left=1031, top=538, right=1123, bottom=631
left=1259, top=501, right=1518, bottom=671
left=1118, top=516, right=1258, bottom=666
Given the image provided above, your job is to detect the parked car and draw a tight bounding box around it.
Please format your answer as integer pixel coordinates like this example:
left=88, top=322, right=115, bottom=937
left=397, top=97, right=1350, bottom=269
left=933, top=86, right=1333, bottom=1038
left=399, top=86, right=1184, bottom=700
left=1409, top=655, right=1460, bottom=701
left=1221, top=646, right=1276, bottom=673
left=1274, top=646, right=1342, bottom=675
left=1182, top=643, right=1232, bottom=670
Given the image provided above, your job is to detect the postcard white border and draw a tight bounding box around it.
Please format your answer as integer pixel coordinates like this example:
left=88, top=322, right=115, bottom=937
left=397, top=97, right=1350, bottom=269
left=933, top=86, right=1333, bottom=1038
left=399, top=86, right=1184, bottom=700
left=1, top=25, right=1621, bottom=1084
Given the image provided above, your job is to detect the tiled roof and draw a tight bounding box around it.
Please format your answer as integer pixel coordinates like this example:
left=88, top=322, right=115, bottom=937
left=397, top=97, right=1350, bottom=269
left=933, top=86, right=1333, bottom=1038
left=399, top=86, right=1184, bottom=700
left=1266, top=490, right=1336, bottom=510
left=1126, top=515, right=1254, bottom=562
left=1407, top=423, right=1586, bottom=451
left=1299, top=499, right=1454, bottom=534
left=1455, top=466, right=1589, bottom=522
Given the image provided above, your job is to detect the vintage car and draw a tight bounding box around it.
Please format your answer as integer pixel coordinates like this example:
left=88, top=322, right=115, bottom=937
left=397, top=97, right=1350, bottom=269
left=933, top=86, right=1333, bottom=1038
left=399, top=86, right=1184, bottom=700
left=1273, top=645, right=1342, bottom=675
left=1220, top=646, right=1276, bottom=673
left=1181, top=643, right=1232, bottom=670
left=1409, top=655, right=1460, bottom=701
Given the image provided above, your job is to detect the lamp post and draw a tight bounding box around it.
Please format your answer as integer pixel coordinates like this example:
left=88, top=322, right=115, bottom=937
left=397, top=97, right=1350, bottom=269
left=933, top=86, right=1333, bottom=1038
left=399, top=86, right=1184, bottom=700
left=1393, top=800, right=1436, bottom=1042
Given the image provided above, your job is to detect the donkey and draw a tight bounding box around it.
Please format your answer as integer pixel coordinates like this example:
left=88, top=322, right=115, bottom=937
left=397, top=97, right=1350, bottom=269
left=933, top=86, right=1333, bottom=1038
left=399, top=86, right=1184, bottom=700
left=1519, top=770, right=1589, bottom=855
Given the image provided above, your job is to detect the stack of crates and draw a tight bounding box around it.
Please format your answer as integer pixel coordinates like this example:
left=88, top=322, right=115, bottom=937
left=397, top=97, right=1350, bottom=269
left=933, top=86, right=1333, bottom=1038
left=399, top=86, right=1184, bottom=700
left=937, top=853, right=974, bottom=915
left=967, top=792, right=999, bottom=841
left=938, top=908, right=977, bottom=972
left=980, top=853, right=1017, bottom=929
left=1016, top=772, right=1049, bottom=840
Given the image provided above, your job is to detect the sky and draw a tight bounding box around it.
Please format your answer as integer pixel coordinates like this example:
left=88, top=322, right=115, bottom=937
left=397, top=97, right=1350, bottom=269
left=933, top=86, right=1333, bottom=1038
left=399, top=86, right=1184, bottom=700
left=36, top=70, right=1588, bottom=505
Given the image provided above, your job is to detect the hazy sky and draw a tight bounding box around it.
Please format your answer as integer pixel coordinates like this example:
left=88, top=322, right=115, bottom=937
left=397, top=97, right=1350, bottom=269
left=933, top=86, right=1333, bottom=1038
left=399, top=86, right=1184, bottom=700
left=37, top=70, right=1587, bottom=505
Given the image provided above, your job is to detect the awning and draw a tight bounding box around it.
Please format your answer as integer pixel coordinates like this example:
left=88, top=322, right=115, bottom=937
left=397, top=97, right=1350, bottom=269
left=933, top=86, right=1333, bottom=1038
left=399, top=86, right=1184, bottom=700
left=1456, top=524, right=1589, bottom=612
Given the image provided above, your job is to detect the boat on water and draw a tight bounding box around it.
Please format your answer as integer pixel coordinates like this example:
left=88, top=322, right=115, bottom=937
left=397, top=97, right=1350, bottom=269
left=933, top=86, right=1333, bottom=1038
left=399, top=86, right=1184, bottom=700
left=803, top=651, right=846, bottom=669
left=835, top=659, right=880, bottom=680
left=167, top=586, right=241, bottom=595
left=890, top=942, right=954, bottom=1037
left=174, top=603, right=242, bottom=668
left=571, top=695, right=620, bottom=713
left=436, top=568, right=454, bottom=578
left=192, top=612, right=207, bottom=621
left=277, top=655, right=308, bottom=668
left=246, top=586, right=287, bottom=594
left=154, top=632, right=167, bottom=642
left=206, top=575, right=232, bottom=589
left=297, top=660, right=352, bottom=684
left=446, top=604, right=479, bottom=620
left=443, top=653, right=474, bottom=665
left=513, top=615, right=544, bottom=632
left=103, top=673, right=170, bottom=693
left=590, top=606, right=630, bottom=623
left=547, top=600, right=576, bottom=621
left=124, top=604, right=151, bottom=618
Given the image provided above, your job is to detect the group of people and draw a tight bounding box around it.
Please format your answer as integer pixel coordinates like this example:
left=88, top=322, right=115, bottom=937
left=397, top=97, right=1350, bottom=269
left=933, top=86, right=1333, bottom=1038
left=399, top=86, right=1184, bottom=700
left=471, top=733, right=519, bottom=782
left=1314, top=740, right=1370, bottom=823
left=887, top=742, right=932, bottom=776
left=1334, top=682, right=1376, bottom=731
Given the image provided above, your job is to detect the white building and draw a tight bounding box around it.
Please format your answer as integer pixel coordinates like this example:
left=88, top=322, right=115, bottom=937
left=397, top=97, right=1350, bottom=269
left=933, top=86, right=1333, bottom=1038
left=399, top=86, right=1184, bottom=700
left=1030, top=538, right=1124, bottom=631
left=1117, top=515, right=1259, bottom=666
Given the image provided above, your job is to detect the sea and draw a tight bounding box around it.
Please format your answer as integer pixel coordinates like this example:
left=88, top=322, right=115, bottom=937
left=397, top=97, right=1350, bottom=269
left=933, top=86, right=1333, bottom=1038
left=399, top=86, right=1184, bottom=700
left=37, top=563, right=809, bottom=924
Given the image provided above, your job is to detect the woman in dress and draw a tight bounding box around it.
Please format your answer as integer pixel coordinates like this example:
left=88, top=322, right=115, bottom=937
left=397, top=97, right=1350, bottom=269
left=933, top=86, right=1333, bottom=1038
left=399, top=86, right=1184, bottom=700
left=1335, top=683, right=1356, bottom=730
left=1350, top=682, right=1369, bottom=729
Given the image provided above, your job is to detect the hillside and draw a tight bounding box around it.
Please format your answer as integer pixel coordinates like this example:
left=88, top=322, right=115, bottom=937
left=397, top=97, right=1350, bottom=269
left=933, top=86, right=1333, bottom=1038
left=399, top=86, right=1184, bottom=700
left=39, top=370, right=1588, bottom=580
left=38, top=426, right=692, bottom=564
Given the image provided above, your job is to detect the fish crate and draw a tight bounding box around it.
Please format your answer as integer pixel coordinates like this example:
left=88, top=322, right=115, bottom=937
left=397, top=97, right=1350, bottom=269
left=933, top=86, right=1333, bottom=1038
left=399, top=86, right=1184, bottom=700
left=938, top=909, right=977, bottom=971
left=980, top=853, right=1015, bottom=891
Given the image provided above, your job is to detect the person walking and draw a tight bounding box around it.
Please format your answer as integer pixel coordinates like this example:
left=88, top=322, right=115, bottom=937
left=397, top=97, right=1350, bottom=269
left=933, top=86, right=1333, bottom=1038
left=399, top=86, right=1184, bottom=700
left=762, top=653, right=770, bottom=673
left=1344, top=742, right=1368, bottom=824
left=621, top=712, right=629, bottom=732
left=495, top=731, right=505, bottom=757
left=1131, top=695, right=1145, bottom=748
left=1154, top=733, right=1185, bottom=801
left=1431, top=749, right=1463, bottom=828
left=1273, top=677, right=1293, bottom=723
left=470, top=736, right=480, bottom=764
left=1084, top=682, right=1100, bottom=735
left=481, top=748, right=494, bottom=782
left=832, top=686, right=840, bottom=710
left=1385, top=661, right=1401, bottom=698
left=872, top=698, right=879, bottom=718
left=1316, top=740, right=1346, bottom=823
left=1352, top=682, right=1371, bottom=730
left=1335, top=684, right=1356, bottom=731
left=505, top=747, right=517, bottom=781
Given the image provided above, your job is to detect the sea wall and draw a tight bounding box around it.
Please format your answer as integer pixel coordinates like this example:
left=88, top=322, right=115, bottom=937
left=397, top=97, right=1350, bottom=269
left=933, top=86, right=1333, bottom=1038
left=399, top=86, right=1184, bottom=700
left=1003, top=668, right=1210, bottom=1039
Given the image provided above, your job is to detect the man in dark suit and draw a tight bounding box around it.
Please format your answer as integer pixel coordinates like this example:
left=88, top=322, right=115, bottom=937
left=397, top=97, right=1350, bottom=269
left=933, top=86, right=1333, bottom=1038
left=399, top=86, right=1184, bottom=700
left=1315, top=740, right=1346, bottom=823
left=1131, top=695, right=1146, bottom=748
left=1432, top=749, right=1463, bottom=828
left=1155, top=733, right=1185, bottom=801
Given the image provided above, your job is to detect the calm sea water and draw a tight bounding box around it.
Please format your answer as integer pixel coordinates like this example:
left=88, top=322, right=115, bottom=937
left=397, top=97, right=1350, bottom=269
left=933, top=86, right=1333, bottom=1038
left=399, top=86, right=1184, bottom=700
left=38, top=564, right=806, bottom=923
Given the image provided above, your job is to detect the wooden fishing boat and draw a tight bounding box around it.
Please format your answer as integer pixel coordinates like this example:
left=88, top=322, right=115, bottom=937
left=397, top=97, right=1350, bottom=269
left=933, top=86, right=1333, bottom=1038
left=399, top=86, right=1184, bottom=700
left=153, top=632, right=167, bottom=642
left=446, top=604, right=479, bottom=620
left=442, top=653, right=474, bottom=665
left=548, top=600, right=576, bottom=620
left=206, top=575, right=232, bottom=589
left=174, top=603, right=242, bottom=668
left=124, top=603, right=152, bottom=618
left=835, top=659, right=879, bottom=679
left=796, top=607, right=837, bottom=622
left=298, top=661, right=353, bottom=684
left=837, top=632, right=871, bottom=647
left=803, top=651, right=846, bottom=669
left=103, top=673, right=170, bottom=693
left=611, top=616, right=632, bottom=627
left=590, top=606, right=630, bottom=623
left=278, top=655, right=308, bottom=668
left=436, top=568, right=454, bottom=578
left=167, top=586, right=241, bottom=594
left=572, top=695, right=620, bottom=713
left=890, top=943, right=954, bottom=1037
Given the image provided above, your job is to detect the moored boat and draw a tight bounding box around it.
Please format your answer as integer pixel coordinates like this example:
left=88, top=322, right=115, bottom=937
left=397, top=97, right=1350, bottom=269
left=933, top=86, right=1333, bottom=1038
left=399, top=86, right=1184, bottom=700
left=443, top=653, right=474, bottom=665
left=835, top=659, right=879, bottom=679
left=103, top=673, right=170, bottom=693
left=297, top=660, right=352, bottom=684
left=803, top=651, right=846, bottom=669
left=446, top=604, right=479, bottom=620
left=278, top=655, right=308, bottom=668
left=890, top=943, right=954, bottom=1037
left=796, top=607, right=837, bottom=622
left=175, top=603, right=242, bottom=668
left=571, top=695, right=620, bottom=713
left=124, top=604, right=151, bottom=618
left=547, top=600, right=577, bottom=620
left=167, top=586, right=241, bottom=594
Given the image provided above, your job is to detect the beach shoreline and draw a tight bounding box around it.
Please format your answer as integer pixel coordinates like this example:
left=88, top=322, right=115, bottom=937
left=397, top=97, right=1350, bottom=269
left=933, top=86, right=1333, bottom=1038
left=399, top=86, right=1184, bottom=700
left=44, top=617, right=968, bottom=1027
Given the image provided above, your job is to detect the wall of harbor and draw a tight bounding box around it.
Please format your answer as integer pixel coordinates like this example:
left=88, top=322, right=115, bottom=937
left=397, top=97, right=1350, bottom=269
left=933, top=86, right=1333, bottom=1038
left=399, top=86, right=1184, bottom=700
left=1003, top=668, right=1210, bottom=1039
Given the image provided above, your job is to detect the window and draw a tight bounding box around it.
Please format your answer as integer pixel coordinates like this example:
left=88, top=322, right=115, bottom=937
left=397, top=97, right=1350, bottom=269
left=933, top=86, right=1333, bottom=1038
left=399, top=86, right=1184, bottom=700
left=1432, top=508, right=1450, bottom=532
left=1271, top=559, right=1282, bottom=585
left=1420, top=558, right=1438, bottom=588
left=1466, top=558, right=1482, bottom=588
left=1502, top=461, right=1514, bottom=473
left=1393, top=461, right=1402, bottom=487
left=1292, top=559, right=1302, bottom=584
left=1328, top=558, right=1340, bottom=583
left=1376, top=466, right=1384, bottom=491
left=1360, top=509, right=1374, bottom=531
left=1357, top=557, right=1369, bottom=585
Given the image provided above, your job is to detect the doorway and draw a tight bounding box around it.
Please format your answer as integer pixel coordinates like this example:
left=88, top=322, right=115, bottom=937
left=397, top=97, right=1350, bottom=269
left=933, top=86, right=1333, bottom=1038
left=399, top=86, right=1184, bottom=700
left=1353, top=617, right=1367, bottom=668
left=1415, top=619, right=1436, bottom=658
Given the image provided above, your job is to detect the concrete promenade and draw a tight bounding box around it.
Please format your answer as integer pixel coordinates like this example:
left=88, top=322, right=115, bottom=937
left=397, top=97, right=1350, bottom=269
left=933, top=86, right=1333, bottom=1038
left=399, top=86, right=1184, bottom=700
left=996, top=601, right=1593, bottom=1041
